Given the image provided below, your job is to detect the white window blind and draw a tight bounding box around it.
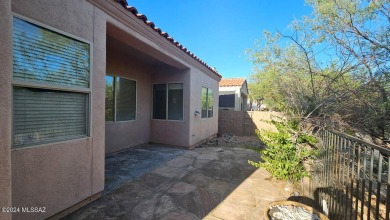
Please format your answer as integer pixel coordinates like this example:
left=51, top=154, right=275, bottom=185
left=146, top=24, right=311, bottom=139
left=12, top=17, right=90, bottom=148
left=13, top=87, right=88, bottom=147
left=13, top=17, right=90, bottom=88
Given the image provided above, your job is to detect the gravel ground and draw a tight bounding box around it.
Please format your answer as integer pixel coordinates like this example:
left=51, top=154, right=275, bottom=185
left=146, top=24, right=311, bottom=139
left=269, top=205, right=321, bottom=220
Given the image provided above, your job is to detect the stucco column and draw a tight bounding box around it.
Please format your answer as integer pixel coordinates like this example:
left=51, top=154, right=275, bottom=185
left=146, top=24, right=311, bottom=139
left=91, top=7, right=106, bottom=194
left=0, top=0, right=13, bottom=219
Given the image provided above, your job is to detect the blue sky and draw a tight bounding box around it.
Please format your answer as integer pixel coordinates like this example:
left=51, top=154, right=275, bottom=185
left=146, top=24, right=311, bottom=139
left=130, top=0, right=313, bottom=79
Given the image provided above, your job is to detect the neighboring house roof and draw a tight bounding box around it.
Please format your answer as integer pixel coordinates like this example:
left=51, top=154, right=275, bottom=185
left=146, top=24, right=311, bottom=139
left=219, top=78, right=246, bottom=87
left=114, top=0, right=221, bottom=78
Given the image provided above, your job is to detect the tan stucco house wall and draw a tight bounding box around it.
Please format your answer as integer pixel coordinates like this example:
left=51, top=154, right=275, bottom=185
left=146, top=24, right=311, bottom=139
left=0, top=0, right=221, bottom=219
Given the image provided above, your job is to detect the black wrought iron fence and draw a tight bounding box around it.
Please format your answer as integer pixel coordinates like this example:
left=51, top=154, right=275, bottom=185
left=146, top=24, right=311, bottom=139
left=309, top=130, right=390, bottom=220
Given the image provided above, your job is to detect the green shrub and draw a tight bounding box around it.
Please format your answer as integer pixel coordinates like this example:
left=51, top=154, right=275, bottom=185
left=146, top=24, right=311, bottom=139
left=248, top=119, right=318, bottom=182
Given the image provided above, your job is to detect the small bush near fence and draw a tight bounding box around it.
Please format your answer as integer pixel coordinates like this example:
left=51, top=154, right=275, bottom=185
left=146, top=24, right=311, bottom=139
left=248, top=118, right=319, bottom=182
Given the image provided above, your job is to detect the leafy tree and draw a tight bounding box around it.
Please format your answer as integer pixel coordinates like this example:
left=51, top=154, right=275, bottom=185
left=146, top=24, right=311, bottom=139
left=248, top=0, right=390, bottom=140
left=105, top=78, right=114, bottom=121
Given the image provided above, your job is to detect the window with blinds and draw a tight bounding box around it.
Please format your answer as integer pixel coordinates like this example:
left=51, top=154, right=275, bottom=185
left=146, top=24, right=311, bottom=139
left=13, top=17, right=90, bottom=88
left=12, top=17, right=91, bottom=148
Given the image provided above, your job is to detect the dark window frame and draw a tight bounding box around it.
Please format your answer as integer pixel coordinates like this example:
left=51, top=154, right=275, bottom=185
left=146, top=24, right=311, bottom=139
left=218, top=94, right=235, bottom=108
left=152, top=83, right=184, bottom=121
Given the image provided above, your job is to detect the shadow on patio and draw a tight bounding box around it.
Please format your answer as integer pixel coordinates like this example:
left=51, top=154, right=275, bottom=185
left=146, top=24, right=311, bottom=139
left=64, top=139, right=289, bottom=220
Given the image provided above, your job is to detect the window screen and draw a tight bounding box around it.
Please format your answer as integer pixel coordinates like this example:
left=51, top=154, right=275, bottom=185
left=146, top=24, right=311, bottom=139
left=115, top=77, right=136, bottom=121
left=153, top=84, right=167, bottom=119
left=219, top=94, right=235, bottom=108
left=168, top=83, right=183, bottom=120
left=153, top=83, right=183, bottom=120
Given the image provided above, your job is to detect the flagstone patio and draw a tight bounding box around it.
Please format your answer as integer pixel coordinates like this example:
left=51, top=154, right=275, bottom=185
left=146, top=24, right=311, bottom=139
left=64, top=137, right=290, bottom=220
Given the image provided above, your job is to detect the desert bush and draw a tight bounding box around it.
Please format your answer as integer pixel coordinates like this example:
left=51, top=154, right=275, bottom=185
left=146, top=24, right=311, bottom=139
left=248, top=118, right=318, bottom=182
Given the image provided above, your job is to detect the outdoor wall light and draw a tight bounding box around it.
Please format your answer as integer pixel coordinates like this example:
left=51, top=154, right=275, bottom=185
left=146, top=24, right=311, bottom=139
left=194, top=110, right=200, bottom=116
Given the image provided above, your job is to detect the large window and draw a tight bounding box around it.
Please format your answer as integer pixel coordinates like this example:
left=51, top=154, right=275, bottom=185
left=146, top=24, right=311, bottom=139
left=12, top=17, right=91, bottom=148
left=202, top=87, right=213, bottom=118
left=153, top=83, right=183, bottom=120
left=219, top=94, right=235, bottom=108
left=105, top=76, right=136, bottom=122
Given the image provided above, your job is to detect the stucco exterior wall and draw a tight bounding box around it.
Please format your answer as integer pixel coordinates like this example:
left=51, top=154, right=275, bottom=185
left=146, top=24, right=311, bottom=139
left=105, top=37, right=152, bottom=154
left=98, top=0, right=221, bottom=149
left=241, top=83, right=248, bottom=95
left=218, top=110, right=281, bottom=136
left=150, top=66, right=191, bottom=147
left=11, top=140, right=94, bottom=219
left=4, top=0, right=221, bottom=218
left=0, top=0, right=12, bottom=219
left=189, top=68, right=219, bottom=146
left=91, top=6, right=107, bottom=197
left=10, top=0, right=105, bottom=219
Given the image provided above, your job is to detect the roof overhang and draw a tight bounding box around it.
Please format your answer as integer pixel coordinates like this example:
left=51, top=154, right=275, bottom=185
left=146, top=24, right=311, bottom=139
left=88, top=0, right=222, bottom=80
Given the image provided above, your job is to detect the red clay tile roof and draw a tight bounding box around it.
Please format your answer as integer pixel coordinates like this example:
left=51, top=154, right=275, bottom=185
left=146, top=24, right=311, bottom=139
left=219, top=78, right=247, bottom=87
left=114, top=0, right=221, bottom=78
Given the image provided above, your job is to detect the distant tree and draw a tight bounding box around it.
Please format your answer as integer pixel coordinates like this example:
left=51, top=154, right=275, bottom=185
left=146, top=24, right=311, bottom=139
left=105, top=79, right=114, bottom=121
left=248, top=0, right=390, bottom=140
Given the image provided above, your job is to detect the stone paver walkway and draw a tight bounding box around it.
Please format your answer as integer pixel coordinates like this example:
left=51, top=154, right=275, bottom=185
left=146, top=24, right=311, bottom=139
left=65, top=140, right=290, bottom=220
left=204, top=168, right=288, bottom=220
left=105, top=145, right=185, bottom=193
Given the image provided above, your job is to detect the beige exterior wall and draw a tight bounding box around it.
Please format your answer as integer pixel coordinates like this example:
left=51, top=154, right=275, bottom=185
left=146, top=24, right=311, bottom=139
left=105, top=37, right=152, bottom=154
left=10, top=0, right=105, bottom=219
left=189, top=68, right=220, bottom=146
left=11, top=140, right=94, bottom=219
left=2, top=0, right=221, bottom=218
left=150, top=66, right=191, bottom=147
left=91, top=6, right=107, bottom=196
left=0, top=0, right=12, bottom=219
left=101, top=0, right=220, bottom=149
left=218, top=110, right=281, bottom=136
